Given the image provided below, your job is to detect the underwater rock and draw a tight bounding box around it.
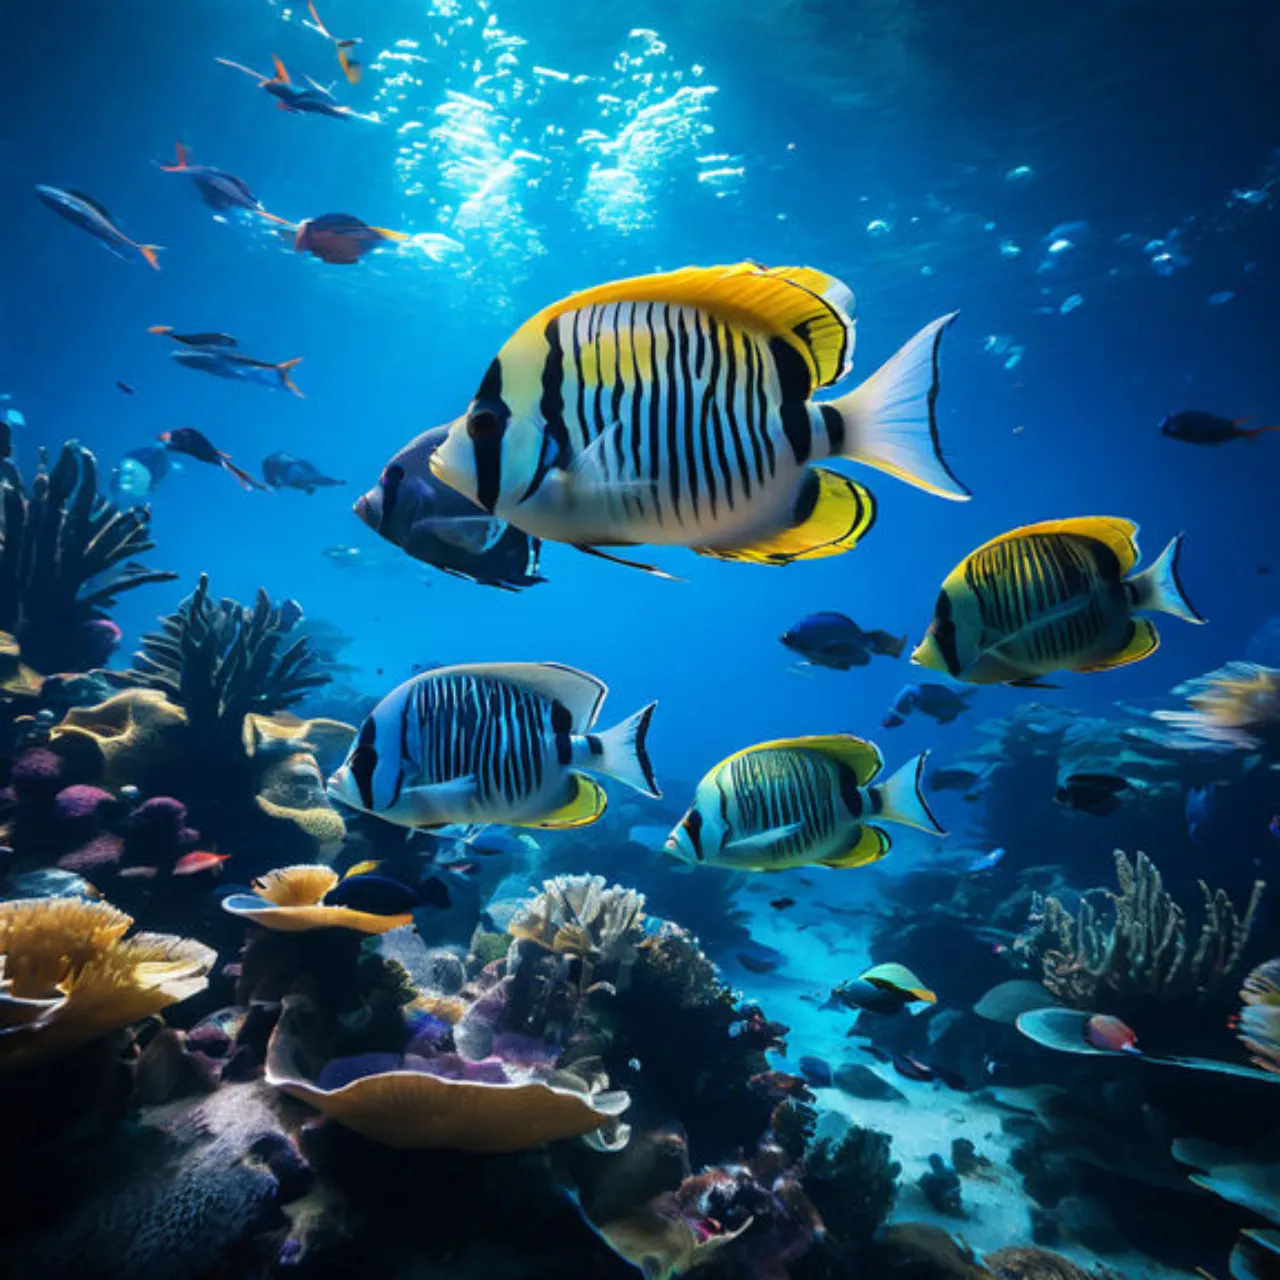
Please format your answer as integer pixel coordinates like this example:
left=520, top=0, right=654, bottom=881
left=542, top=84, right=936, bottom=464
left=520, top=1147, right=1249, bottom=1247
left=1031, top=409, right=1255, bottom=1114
left=870, top=1223, right=992, bottom=1278
left=0, top=441, right=176, bottom=676
left=0, top=896, right=215, bottom=1070
left=982, top=1246, right=1099, bottom=1279
left=1172, top=1134, right=1280, bottom=1228
left=802, top=1125, right=900, bottom=1254
left=265, top=993, right=630, bottom=1151
left=919, top=1151, right=966, bottom=1217
left=834, top=1060, right=909, bottom=1102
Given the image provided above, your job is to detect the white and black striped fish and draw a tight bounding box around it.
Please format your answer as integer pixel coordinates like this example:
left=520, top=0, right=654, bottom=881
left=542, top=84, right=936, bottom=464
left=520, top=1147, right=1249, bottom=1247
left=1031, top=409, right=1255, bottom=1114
left=326, top=662, right=659, bottom=829
left=912, top=517, right=1205, bottom=686
left=664, top=734, right=944, bottom=872
left=424, top=263, right=969, bottom=573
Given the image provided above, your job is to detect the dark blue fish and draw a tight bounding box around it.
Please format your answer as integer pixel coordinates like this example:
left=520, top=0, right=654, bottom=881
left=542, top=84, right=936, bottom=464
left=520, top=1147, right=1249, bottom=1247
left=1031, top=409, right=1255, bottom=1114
left=116, top=381, right=135, bottom=395
left=35, top=185, right=161, bottom=269
left=159, top=428, right=266, bottom=491
left=1185, top=784, right=1215, bottom=844
left=157, top=144, right=261, bottom=212
left=324, top=873, right=422, bottom=915
left=1055, top=772, right=1129, bottom=817
left=883, top=682, right=971, bottom=728
left=171, top=348, right=305, bottom=397
left=273, top=212, right=408, bottom=265
left=797, top=1055, right=834, bottom=1088
left=356, top=426, right=546, bottom=591
left=781, top=611, right=905, bottom=670
left=1160, top=410, right=1280, bottom=446
left=149, top=325, right=239, bottom=348
left=262, top=451, right=345, bottom=494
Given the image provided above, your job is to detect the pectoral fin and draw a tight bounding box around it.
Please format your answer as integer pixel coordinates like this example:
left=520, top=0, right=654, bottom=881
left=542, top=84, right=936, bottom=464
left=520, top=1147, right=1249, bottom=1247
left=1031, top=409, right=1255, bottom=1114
left=724, top=821, right=805, bottom=854
left=1075, top=619, right=1160, bottom=673
left=394, top=777, right=480, bottom=825
left=819, top=826, right=891, bottom=869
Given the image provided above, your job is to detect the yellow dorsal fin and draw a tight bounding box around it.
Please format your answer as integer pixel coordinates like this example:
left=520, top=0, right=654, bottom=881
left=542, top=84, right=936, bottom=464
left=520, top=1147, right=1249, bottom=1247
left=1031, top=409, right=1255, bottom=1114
left=713, top=733, right=884, bottom=786
left=970, top=517, right=1141, bottom=575
left=342, top=859, right=380, bottom=879
left=696, top=468, right=876, bottom=566
left=821, top=826, right=891, bottom=869
left=528, top=263, right=856, bottom=389
left=859, top=962, right=937, bottom=1003
left=1075, top=618, right=1161, bottom=673
left=516, top=774, right=607, bottom=829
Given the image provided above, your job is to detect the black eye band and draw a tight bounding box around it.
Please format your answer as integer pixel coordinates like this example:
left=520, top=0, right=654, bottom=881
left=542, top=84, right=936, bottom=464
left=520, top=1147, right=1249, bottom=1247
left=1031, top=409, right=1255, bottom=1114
left=682, top=809, right=704, bottom=861
left=379, top=464, right=404, bottom=532
left=350, top=718, right=378, bottom=809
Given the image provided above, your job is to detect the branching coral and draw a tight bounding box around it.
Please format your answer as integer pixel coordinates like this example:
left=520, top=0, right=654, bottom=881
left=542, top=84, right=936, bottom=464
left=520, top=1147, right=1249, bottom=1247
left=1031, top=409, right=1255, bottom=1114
left=0, top=442, right=176, bottom=674
left=0, top=896, right=215, bottom=1069
left=508, top=874, right=646, bottom=971
left=1024, top=850, right=1263, bottom=1007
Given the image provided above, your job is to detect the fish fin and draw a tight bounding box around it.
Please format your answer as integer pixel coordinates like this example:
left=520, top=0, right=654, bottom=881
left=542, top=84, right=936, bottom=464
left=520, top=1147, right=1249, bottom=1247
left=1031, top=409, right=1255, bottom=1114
left=215, top=56, right=268, bottom=81
left=220, top=458, right=269, bottom=492
left=342, top=859, right=379, bottom=879
left=724, top=733, right=883, bottom=786
left=820, top=826, right=892, bottom=869
left=338, top=48, right=362, bottom=83
left=442, top=662, right=608, bottom=731
left=307, top=0, right=333, bottom=38
left=518, top=774, right=607, bottom=828
left=975, top=517, right=1142, bottom=574
left=148, top=325, right=173, bottom=335
left=724, top=821, right=806, bottom=855
left=860, top=963, right=937, bottom=1003
left=574, top=544, right=682, bottom=580
left=696, top=467, right=876, bottom=565
left=591, top=701, right=660, bottom=797
left=1239, top=423, right=1280, bottom=438
left=158, top=142, right=189, bottom=172
left=137, top=244, right=163, bottom=271
left=872, top=751, right=947, bottom=834
left=529, top=262, right=855, bottom=389
left=824, top=312, right=970, bottom=500
left=256, top=209, right=297, bottom=229
left=271, top=53, right=291, bottom=83
left=371, top=225, right=409, bottom=241
left=1076, top=618, right=1161, bottom=672
left=276, top=357, right=305, bottom=398
left=1128, top=533, right=1205, bottom=624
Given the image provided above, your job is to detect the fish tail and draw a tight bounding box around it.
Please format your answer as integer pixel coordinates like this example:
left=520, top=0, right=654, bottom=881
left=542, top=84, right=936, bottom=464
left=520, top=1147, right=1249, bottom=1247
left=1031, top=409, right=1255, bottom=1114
left=221, top=457, right=268, bottom=492
left=138, top=244, right=163, bottom=271
left=1239, top=423, right=1280, bottom=438
left=159, top=141, right=190, bottom=171
left=1129, top=534, right=1206, bottom=624
left=824, top=312, right=971, bottom=501
left=888, top=633, right=908, bottom=659
left=872, top=751, right=947, bottom=835
left=277, top=357, right=305, bottom=398
left=589, top=702, right=660, bottom=798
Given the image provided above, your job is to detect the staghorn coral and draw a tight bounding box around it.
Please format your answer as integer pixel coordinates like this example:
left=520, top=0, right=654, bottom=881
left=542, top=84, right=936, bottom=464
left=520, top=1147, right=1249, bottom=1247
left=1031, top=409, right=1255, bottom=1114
left=1023, top=850, right=1263, bottom=1007
left=1237, top=958, right=1280, bottom=1074
left=0, top=896, right=215, bottom=1069
left=0, top=441, right=176, bottom=675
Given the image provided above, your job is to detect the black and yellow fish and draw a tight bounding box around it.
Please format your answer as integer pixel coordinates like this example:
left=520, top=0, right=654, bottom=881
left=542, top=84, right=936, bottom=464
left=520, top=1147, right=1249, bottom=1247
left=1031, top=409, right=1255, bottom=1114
left=424, top=263, right=970, bottom=572
left=912, top=517, right=1204, bottom=685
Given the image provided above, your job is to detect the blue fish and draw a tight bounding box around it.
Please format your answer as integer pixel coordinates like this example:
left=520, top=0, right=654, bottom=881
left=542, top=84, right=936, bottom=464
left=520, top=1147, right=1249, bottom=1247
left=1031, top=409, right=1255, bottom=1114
left=35, top=185, right=162, bottom=269
left=324, top=872, right=425, bottom=915
left=262, top=451, right=345, bottom=494
left=966, top=847, right=1006, bottom=873
left=1185, top=784, right=1215, bottom=844
left=171, top=348, right=305, bottom=397
left=157, top=144, right=261, bottom=212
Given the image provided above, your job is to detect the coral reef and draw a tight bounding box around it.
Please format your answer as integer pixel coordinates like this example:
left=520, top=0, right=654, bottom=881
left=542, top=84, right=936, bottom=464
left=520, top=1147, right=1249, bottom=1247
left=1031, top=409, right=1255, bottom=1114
left=0, top=896, right=214, bottom=1069
left=0, top=441, right=175, bottom=676
left=1022, top=849, right=1264, bottom=1009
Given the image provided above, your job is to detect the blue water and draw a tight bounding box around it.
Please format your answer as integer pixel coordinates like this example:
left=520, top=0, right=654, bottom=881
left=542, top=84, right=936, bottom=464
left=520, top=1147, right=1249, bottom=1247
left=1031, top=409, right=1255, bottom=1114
left=8, top=1, right=1279, bottom=796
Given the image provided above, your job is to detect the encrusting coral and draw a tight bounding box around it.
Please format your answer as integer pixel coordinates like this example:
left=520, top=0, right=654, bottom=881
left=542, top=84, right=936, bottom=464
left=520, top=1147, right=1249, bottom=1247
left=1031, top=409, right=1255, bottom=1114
left=0, top=896, right=215, bottom=1069
left=1022, top=849, right=1263, bottom=1007
left=0, top=441, right=176, bottom=676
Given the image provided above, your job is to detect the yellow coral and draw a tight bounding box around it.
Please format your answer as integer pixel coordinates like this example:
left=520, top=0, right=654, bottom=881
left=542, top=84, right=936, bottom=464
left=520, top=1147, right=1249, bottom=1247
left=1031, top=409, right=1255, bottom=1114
left=221, top=865, right=413, bottom=935
left=0, top=897, right=214, bottom=1069
left=412, top=992, right=469, bottom=1025
left=50, top=688, right=188, bottom=787
left=0, top=631, right=41, bottom=698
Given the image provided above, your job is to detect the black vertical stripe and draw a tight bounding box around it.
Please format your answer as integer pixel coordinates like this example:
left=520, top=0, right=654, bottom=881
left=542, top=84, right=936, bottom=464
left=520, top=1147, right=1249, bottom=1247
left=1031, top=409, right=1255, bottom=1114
left=741, top=335, right=766, bottom=486
left=722, top=328, right=752, bottom=501
left=628, top=302, right=646, bottom=502
left=591, top=304, right=607, bottom=439
left=645, top=303, right=663, bottom=526
left=676, top=309, right=699, bottom=520
left=571, top=310, right=589, bottom=451
left=704, top=315, right=733, bottom=510
left=755, top=337, right=776, bottom=476
left=663, top=307, right=683, bottom=522
left=693, top=312, right=719, bottom=520
left=769, top=337, right=813, bottom=465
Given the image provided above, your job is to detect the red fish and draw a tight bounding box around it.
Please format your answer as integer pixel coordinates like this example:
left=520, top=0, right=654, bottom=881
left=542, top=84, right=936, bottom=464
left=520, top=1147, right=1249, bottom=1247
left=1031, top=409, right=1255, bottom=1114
left=259, top=210, right=408, bottom=265
left=173, top=851, right=232, bottom=876
left=1085, top=1014, right=1140, bottom=1054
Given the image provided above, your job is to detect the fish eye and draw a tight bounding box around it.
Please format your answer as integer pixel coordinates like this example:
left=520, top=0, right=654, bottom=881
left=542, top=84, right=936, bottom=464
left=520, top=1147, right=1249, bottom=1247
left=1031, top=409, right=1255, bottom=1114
left=467, top=410, right=502, bottom=441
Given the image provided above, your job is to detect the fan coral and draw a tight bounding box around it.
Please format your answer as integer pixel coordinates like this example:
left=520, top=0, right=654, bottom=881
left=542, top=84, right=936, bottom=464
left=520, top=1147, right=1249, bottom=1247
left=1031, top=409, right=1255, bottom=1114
left=1023, top=849, right=1264, bottom=1007
left=0, top=441, right=176, bottom=674
left=1237, top=958, right=1280, bottom=1074
left=221, top=864, right=413, bottom=934
left=1154, top=661, right=1280, bottom=751
left=0, top=896, right=215, bottom=1069
left=265, top=994, right=630, bottom=1151
left=508, top=873, right=646, bottom=969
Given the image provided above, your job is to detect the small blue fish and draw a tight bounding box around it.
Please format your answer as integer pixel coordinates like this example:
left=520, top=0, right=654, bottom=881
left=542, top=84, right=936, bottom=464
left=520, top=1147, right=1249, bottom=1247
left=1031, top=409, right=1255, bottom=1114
left=171, top=348, right=305, bottom=397
left=966, top=847, right=1005, bottom=873
left=1185, top=784, right=1215, bottom=844
left=324, top=872, right=425, bottom=915
left=157, top=143, right=261, bottom=212
left=36, top=185, right=162, bottom=269
left=262, top=451, right=344, bottom=494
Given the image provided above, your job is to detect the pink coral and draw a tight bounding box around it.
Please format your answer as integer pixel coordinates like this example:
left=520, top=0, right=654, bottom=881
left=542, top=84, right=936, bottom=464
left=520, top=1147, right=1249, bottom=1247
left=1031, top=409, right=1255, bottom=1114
left=54, top=784, right=116, bottom=822
left=58, top=832, right=125, bottom=873
left=11, top=748, right=65, bottom=800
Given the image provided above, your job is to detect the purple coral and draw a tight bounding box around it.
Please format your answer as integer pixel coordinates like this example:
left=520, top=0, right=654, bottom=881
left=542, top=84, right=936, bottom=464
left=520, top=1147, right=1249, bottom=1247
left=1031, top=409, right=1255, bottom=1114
left=123, top=796, right=199, bottom=867
left=54, top=784, right=116, bottom=822
left=11, top=748, right=65, bottom=801
left=58, top=832, right=125, bottom=873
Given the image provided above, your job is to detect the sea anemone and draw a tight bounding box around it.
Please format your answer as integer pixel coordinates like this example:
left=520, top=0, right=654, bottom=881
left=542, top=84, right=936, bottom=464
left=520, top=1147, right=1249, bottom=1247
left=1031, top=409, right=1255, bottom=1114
left=0, top=896, right=215, bottom=1069
left=221, top=864, right=413, bottom=934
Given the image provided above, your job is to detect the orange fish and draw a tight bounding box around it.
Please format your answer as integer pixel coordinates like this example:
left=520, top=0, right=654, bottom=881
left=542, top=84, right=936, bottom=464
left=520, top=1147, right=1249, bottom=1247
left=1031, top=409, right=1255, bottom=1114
left=173, top=851, right=232, bottom=876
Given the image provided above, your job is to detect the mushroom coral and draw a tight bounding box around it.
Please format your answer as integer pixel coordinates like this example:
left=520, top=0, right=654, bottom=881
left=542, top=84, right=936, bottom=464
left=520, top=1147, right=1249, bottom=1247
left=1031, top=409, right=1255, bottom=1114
left=0, top=896, right=215, bottom=1069
left=222, top=864, right=414, bottom=935
left=265, top=995, right=629, bottom=1152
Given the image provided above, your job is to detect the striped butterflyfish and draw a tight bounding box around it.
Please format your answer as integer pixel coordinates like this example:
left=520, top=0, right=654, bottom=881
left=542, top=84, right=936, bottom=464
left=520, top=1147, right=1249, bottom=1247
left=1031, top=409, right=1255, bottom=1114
left=912, top=517, right=1205, bottom=686
left=426, top=263, right=970, bottom=573
left=326, top=662, right=659, bottom=829
left=664, top=734, right=945, bottom=873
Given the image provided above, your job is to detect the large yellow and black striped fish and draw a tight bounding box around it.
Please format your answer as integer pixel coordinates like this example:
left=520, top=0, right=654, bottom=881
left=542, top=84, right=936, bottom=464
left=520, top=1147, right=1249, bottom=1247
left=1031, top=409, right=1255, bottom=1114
left=326, top=662, right=659, bottom=829
left=425, top=263, right=970, bottom=571
left=664, top=734, right=945, bottom=872
left=912, top=517, right=1205, bottom=686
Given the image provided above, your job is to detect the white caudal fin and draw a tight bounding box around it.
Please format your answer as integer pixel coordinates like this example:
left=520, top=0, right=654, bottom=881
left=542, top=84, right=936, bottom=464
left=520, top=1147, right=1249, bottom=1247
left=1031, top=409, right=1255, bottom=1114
left=592, top=702, right=660, bottom=797
left=1130, top=534, right=1206, bottom=624
left=874, top=751, right=947, bottom=835
left=826, top=312, right=971, bottom=501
